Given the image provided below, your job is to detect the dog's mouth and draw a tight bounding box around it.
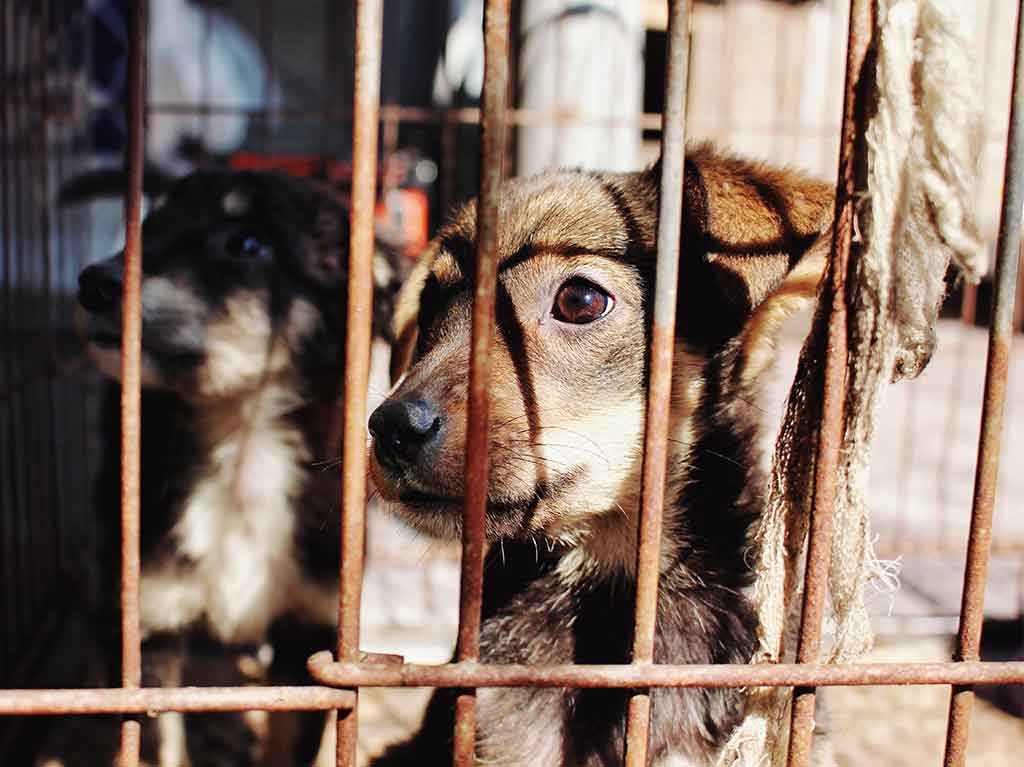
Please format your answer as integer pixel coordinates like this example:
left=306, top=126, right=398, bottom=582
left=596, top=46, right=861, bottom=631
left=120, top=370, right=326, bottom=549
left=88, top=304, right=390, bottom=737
left=374, top=458, right=583, bottom=539
left=398, top=487, right=462, bottom=507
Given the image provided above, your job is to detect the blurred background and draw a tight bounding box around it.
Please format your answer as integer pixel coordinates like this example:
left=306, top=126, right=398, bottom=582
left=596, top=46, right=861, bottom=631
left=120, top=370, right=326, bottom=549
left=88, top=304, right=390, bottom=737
left=1, top=0, right=1022, bottom=764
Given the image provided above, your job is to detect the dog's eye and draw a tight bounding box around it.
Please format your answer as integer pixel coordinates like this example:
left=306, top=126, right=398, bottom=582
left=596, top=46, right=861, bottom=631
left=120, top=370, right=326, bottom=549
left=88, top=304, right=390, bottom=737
left=552, top=279, right=613, bottom=324
left=226, top=232, right=271, bottom=261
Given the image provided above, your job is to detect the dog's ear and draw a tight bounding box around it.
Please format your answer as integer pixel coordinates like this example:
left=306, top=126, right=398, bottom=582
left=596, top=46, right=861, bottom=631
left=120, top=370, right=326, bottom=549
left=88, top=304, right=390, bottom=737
left=388, top=240, right=440, bottom=385
left=663, top=145, right=834, bottom=378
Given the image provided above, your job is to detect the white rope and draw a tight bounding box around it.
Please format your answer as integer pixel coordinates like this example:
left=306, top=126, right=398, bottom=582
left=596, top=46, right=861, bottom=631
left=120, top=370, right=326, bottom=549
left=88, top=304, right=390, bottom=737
left=717, top=1, right=985, bottom=764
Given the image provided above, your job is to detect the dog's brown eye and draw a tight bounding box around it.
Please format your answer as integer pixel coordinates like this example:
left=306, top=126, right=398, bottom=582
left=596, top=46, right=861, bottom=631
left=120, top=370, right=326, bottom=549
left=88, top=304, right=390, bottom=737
left=553, top=279, right=612, bottom=324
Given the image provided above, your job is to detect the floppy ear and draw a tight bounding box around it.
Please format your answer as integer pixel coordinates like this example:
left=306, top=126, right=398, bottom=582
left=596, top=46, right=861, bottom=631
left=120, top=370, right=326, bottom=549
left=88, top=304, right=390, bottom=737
left=670, top=145, right=834, bottom=379
left=388, top=240, right=440, bottom=385
left=292, top=178, right=351, bottom=287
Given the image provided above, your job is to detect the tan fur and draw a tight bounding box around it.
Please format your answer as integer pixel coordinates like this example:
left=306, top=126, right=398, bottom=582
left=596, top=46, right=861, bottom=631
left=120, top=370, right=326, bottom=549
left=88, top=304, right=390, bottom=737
left=376, top=148, right=832, bottom=564
left=371, top=145, right=838, bottom=767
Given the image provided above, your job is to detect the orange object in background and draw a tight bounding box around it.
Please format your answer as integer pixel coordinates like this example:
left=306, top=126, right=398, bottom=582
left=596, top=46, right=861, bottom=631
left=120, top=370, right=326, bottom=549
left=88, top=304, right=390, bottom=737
left=376, top=187, right=429, bottom=257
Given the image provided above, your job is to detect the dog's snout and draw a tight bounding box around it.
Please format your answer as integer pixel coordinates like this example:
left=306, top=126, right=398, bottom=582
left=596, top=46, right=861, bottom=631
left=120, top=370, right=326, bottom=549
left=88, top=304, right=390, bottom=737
left=78, top=263, right=123, bottom=313
left=369, top=398, right=443, bottom=469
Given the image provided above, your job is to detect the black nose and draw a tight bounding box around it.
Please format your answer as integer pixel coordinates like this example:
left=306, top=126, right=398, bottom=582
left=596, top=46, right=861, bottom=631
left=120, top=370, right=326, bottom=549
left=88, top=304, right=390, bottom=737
left=78, top=263, right=123, bottom=313
left=369, top=398, right=443, bottom=469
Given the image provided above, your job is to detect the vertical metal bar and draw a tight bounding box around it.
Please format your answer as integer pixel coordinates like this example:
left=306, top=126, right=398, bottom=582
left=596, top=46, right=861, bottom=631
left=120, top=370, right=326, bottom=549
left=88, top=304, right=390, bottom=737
left=623, top=2, right=691, bottom=766
left=453, top=2, right=511, bottom=765
left=942, top=1, right=1024, bottom=763
left=336, top=1, right=383, bottom=765
left=117, top=1, right=147, bottom=764
left=785, top=1, right=873, bottom=765
left=961, top=283, right=978, bottom=326
left=37, top=0, right=59, bottom=604
left=0, top=0, right=14, bottom=684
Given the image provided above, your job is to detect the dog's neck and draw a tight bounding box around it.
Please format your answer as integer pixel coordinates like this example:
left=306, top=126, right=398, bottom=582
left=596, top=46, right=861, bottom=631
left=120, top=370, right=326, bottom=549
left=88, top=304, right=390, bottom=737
left=187, top=375, right=339, bottom=464
left=532, top=342, right=762, bottom=608
left=552, top=345, right=723, bottom=587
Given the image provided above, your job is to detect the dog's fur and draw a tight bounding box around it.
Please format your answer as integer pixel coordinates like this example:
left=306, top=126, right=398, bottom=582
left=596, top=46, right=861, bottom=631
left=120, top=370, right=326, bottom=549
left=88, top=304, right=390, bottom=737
left=76, top=169, right=402, bottom=766
left=368, top=144, right=833, bottom=766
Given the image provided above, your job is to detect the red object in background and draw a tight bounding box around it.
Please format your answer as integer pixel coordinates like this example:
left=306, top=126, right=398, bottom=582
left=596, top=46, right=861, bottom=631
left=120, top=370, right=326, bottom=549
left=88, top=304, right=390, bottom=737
left=229, top=153, right=341, bottom=179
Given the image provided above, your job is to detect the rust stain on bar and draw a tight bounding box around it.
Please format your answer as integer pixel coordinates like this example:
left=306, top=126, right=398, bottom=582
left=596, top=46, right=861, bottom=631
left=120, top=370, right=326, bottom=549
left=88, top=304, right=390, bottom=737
left=786, top=2, right=873, bottom=766
left=118, top=1, right=147, bottom=764
left=337, top=1, right=384, bottom=765
left=306, top=654, right=1024, bottom=690
left=624, top=2, right=691, bottom=766
left=0, top=687, right=356, bottom=716
left=454, top=2, right=512, bottom=764
left=943, top=1, right=1024, bottom=764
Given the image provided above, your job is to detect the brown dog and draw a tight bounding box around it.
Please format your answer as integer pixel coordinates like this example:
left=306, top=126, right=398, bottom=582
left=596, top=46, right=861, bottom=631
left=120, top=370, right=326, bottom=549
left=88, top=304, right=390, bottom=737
left=369, top=144, right=833, bottom=766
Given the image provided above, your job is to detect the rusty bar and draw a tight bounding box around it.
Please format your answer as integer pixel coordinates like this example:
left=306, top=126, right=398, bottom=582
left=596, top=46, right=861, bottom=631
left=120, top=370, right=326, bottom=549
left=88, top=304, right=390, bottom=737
left=0, top=687, right=356, bottom=716
left=145, top=102, right=668, bottom=130
left=118, top=1, right=147, bottom=764
left=454, top=2, right=511, bottom=764
left=786, top=1, right=873, bottom=766
left=336, top=1, right=384, bottom=765
left=942, top=1, right=1024, bottom=764
left=306, top=654, right=1024, bottom=689
left=624, top=2, right=691, bottom=766
left=960, top=283, right=978, bottom=326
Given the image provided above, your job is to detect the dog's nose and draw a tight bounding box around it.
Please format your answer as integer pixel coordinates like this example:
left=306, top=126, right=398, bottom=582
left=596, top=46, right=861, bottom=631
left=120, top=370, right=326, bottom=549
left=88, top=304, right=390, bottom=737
left=78, top=263, right=123, bottom=313
left=369, top=398, right=443, bottom=469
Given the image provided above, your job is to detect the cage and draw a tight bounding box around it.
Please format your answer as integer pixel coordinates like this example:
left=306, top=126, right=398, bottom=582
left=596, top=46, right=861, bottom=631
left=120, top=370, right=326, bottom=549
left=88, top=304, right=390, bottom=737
left=1, top=1, right=1023, bottom=766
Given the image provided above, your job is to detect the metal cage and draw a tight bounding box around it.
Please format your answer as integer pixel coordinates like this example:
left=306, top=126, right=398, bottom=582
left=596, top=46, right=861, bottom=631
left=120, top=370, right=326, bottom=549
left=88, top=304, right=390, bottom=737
left=2, top=1, right=1023, bottom=766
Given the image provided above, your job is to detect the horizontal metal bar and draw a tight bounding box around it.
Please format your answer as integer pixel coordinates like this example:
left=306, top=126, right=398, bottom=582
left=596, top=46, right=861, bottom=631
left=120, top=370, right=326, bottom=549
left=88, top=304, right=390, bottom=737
left=144, top=103, right=664, bottom=129
left=306, top=654, right=1024, bottom=690
left=0, top=687, right=356, bottom=716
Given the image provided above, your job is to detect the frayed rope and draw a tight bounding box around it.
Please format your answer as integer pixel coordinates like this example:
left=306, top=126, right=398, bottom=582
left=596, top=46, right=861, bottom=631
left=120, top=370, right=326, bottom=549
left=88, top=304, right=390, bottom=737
left=717, top=2, right=985, bottom=765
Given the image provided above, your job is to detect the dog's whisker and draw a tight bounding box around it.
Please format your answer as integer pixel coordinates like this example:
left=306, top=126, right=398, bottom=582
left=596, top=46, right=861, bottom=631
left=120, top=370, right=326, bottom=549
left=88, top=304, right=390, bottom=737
left=665, top=437, right=744, bottom=469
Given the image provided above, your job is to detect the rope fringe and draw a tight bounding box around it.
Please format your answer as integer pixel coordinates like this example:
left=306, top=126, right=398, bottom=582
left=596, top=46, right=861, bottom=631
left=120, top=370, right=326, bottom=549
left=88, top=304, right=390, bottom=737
left=717, top=1, right=985, bottom=764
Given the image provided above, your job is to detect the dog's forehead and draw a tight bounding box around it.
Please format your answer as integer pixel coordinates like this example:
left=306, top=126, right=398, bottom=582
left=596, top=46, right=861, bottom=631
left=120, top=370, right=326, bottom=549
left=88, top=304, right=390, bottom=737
left=430, top=171, right=635, bottom=286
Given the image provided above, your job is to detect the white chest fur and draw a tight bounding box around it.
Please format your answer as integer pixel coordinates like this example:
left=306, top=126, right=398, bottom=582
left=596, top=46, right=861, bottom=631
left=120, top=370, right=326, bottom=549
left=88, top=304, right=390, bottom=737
left=139, top=389, right=326, bottom=644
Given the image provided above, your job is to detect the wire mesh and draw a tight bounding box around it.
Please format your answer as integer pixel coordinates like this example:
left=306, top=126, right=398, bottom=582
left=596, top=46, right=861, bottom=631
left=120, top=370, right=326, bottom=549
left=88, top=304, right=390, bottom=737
left=1, top=2, right=1023, bottom=767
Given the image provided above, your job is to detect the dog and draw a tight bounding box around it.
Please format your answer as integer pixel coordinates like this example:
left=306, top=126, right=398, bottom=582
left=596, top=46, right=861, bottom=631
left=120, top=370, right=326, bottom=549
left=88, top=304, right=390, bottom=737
left=367, top=144, right=834, bottom=766
left=74, top=169, right=403, bottom=766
